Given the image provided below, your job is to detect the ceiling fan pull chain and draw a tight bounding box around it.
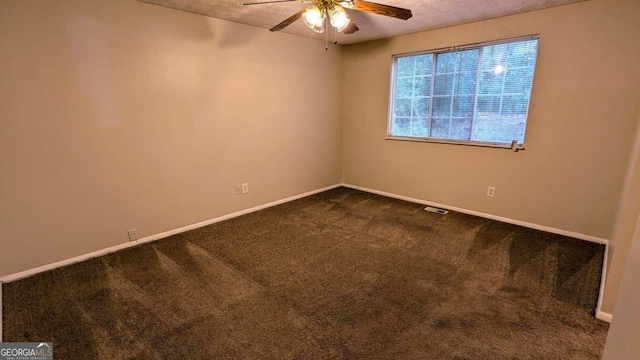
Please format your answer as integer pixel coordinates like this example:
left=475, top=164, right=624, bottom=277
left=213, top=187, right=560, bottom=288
left=334, top=25, right=338, bottom=45
left=325, top=16, right=329, bottom=50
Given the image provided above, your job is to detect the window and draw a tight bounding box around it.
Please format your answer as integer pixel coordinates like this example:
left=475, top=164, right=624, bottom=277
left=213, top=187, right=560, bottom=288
left=388, top=35, right=539, bottom=148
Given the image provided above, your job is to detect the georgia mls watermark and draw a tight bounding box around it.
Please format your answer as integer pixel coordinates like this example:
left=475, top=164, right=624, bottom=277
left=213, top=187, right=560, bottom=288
left=0, top=343, right=53, bottom=360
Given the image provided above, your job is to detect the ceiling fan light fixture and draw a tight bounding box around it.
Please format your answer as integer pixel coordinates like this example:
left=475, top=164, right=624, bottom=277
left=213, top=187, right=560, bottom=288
left=312, top=22, right=326, bottom=33
left=302, top=6, right=326, bottom=33
left=329, top=5, right=351, bottom=32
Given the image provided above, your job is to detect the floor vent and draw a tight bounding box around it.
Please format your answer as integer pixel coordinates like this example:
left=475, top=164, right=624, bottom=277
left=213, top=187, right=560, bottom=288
left=425, top=206, right=449, bottom=215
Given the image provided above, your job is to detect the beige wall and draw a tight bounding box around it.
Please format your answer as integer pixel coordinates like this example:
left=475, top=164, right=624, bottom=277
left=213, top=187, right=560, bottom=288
left=342, top=0, right=640, bottom=240
left=602, top=108, right=640, bottom=313
left=602, top=212, right=640, bottom=359
left=0, top=0, right=343, bottom=277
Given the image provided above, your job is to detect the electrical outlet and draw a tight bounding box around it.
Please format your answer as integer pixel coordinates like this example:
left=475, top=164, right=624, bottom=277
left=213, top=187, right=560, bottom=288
left=235, top=185, right=242, bottom=195
left=487, top=186, right=496, bottom=198
left=242, top=183, right=249, bottom=194
left=127, top=229, right=138, bottom=241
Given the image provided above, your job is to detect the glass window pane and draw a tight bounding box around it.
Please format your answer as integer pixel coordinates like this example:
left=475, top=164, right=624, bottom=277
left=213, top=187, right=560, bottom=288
left=503, top=68, right=533, bottom=95
left=480, top=43, right=509, bottom=71
left=501, top=95, right=529, bottom=115
left=395, top=98, right=412, bottom=117
left=397, top=57, right=415, bottom=77
left=415, top=55, right=433, bottom=76
left=507, top=40, right=538, bottom=68
left=413, top=98, right=430, bottom=118
left=497, top=115, right=526, bottom=143
left=433, top=74, right=454, bottom=95
left=389, top=38, right=538, bottom=145
left=393, top=117, right=411, bottom=136
left=432, top=97, right=452, bottom=117
left=430, top=118, right=450, bottom=138
left=410, top=118, right=429, bottom=137
left=456, top=72, right=477, bottom=95
left=436, top=52, right=456, bottom=73
left=414, top=76, right=431, bottom=97
left=478, top=71, right=504, bottom=95
left=472, top=116, right=525, bottom=144
left=459, top=49, right=479, bottom=71
left=452, top=96, right=475, bottom=117
left=449, top=118, right=472, bottom=140
left=396, top=78, right=414, bottom=98
left=471, top=115, right=501, bottom=142
left=476, top=96, right=501, bottom=115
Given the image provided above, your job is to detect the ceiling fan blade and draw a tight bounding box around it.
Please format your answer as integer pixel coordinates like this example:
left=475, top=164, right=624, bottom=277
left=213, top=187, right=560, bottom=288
left=243, top=0, right=298, bottom=5
left=343, top=21, right=360, bottom=35
left=270, top=9, right=305, bottom=32
left=348, top=0, right=412, bottom=20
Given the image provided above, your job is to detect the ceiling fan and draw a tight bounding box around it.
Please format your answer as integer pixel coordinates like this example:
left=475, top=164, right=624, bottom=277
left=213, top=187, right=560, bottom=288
left=243, top=0, right=412, bottom=36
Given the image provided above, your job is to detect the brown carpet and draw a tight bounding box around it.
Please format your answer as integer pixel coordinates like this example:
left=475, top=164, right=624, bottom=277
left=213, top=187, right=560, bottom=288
left=2, top=187, right=608, bottom=359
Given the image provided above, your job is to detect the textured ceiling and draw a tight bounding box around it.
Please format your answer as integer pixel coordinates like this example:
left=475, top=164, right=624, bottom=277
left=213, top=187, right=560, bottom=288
left=135, top=0, right=588, bottom=44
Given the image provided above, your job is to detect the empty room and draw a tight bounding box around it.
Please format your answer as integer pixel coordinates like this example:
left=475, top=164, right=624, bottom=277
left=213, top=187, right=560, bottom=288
left=1, top=0, right=639, bottom=358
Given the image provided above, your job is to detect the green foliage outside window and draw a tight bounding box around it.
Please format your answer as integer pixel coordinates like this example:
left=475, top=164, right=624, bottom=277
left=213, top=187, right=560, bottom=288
left=389, top=37, right=539, bottom=147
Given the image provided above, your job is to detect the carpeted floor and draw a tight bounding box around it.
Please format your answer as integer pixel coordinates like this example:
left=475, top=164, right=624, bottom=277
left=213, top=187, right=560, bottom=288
left=2, top=187, right=609, bottom=359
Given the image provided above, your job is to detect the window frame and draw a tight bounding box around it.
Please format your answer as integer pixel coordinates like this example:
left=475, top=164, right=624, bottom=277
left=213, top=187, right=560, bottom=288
left=386, top=34, right=540, bottom=150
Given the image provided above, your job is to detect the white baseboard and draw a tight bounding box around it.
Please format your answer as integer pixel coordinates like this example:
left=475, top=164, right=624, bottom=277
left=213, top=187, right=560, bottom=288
left=342, top=183, right=609, bottom=245
left=0, top=183, right=342, bottom=285
left=595, top=242, right=611, bottom=323
left=0, top=242, right=139, bottom=284
left=0, top=182, right=612, bottom=341
left=596, top=310, right=613, bottom=323
left=0, top=183, right=338, bottom=341
left=135, top=183, right=341, bottom=246
left=342, top=183, right=611, bottom=321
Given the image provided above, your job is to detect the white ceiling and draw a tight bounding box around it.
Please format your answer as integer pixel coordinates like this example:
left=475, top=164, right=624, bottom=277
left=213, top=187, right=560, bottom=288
left=135, top=0, right=588, bottom=44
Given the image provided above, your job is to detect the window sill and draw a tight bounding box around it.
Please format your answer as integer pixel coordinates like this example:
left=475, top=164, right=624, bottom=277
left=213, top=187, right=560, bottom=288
left=385, top=136, right=525, bottom=151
